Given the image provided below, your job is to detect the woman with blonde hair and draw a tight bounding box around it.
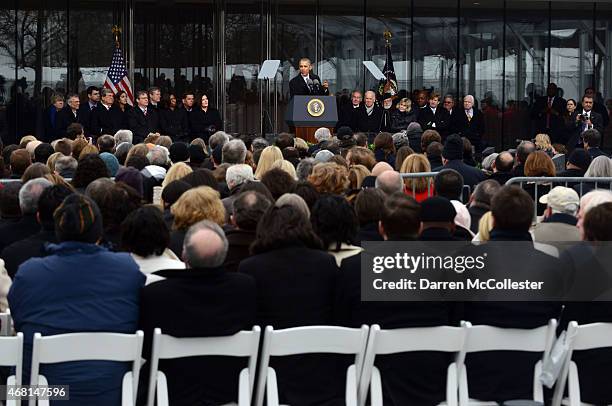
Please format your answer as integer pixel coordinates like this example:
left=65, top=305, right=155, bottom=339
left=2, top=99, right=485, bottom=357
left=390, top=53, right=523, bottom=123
left=473, top=211, right=494, bottom=243
left=125, top=143, right=149, bottom=164
left=78, top=144, right=99, bottom=160
left=254, top=145, right=283, bottom=179
left=346, top=164, right=371, bottom=202
left=400, top=154, right=434, bottom=202
left=162, top=162, right=193, bottom=188
left=46, top=152, right=64, bottom=172
left=271, top=159, right=298, bottom=180
left=169, top=186, right=225, bottom=255
left=534, top=133, right=556, bottom=156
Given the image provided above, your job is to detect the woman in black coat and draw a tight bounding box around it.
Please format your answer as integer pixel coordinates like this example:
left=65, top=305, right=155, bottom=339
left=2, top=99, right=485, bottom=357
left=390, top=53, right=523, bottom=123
left=238, top=205, right=345, bottom=406
left=113, top=90, right=132, bottom=131
left=189, top=94, right=223, bottom=142
left=160, top=93, right=188, bottom=141
left=390, top=97, right=417, bottom=133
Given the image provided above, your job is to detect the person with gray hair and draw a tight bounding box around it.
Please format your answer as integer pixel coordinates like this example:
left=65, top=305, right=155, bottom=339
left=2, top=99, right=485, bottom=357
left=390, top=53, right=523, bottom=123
left=276, top=193, right=310, bottom=219
left=252, top=137, right=269, bottom=152
left=222, top=139, right=247, bottom=164
left=54, top=155, right=78, bottom=178
left=468, top=179, right=501, bottom=233
left=0, top=178, right=52, bottom=251
left=142, top=146, right=170, bottom=201
left=114, top=129, right=133, bottom=145
left=314, top=127, right=331, bottom=143
left=222, top=164, right=254, bottom=221
left=575, top=155, right=612, bottom=195
left=146, top=145, right=170, bottom=167
left=114, top=142, right=133, bottom=165
left=296, top=158, right=316, bottom=182
left=182, top=220, right=229, bottom=268
left=375, top=170, right=404, bottom=195
left=208, top=131, right=230, bottom=151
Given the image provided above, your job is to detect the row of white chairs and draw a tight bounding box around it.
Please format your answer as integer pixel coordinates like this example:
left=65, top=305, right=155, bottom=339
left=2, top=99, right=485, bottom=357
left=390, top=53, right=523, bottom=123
left=0, top=320, right=610, bottom=406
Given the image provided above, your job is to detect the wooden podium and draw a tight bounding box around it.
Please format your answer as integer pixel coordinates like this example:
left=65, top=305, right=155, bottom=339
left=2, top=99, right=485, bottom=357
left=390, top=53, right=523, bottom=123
left=286, top=96, right=338, bottom=143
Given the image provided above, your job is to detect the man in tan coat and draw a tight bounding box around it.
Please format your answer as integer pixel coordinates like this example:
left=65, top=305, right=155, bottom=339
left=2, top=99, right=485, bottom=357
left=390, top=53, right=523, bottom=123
left=532, top=186, right=581, bottom=252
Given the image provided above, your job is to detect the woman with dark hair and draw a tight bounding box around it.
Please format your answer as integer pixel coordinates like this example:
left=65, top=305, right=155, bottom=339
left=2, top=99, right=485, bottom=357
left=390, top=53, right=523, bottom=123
left=160, top=93, right=188, bottom=141
left=120, top=206, right=184, bottom=280
left=181, top=168, right=218, bottom=190
left=239, top=205, right=344, bottom=406
left=113, top=90, right=132, bottom=129
left=71, top=154, right=109, bottom=191
left=353, top=188, right=385, bottom=244
left=311, top=195, right=362, bottom=266
left=373, top=132, right=396, bottom=168
left=188, top=94, right=223, bottom=142
left=91, top=182, right=142, bottom=249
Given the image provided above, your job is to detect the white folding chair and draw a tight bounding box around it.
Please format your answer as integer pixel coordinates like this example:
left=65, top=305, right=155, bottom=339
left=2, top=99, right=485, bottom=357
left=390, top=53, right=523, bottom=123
left=255, top=325, right=369, bottom=406
left=0, top=311, right=13, bottom=336
left=358, top=324, right=468, bottom=406
left=0, top=332, right=23, bottom=406
left=458, top=319, right=557, bottom=406
left=552, top=321, right=612, bottom=406
left=29, top=330, right=144, bottom=406
left=146, top=326, right=261, bottom=406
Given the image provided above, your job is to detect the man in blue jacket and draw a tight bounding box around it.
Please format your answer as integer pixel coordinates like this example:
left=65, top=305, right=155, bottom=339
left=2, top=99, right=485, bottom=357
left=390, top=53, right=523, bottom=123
left=8, top=194, right=145, bottom=406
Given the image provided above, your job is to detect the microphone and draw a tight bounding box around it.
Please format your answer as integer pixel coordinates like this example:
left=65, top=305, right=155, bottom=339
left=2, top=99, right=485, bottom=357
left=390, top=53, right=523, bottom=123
left=305, top=76, right=314, bottom=93
left=313, top=78, right=320, bottom=86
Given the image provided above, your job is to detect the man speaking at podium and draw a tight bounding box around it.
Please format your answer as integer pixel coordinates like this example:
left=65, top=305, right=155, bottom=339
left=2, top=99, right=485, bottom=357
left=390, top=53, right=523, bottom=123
left=289, top=58, right=330, bottom=97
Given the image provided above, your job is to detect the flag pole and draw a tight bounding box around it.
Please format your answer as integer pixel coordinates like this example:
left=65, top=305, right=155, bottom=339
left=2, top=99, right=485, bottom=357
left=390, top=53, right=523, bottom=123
left=112, top=25, right=122, bottom=49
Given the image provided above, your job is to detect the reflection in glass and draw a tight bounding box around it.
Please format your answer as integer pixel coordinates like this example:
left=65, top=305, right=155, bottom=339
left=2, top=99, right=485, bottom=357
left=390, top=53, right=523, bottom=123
left=0, top=1, right=16, bottom=144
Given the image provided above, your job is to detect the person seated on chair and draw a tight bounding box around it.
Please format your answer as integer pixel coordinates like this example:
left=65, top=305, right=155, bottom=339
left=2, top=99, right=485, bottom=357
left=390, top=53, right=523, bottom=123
left=8, top=194, right=145, bottom=406
left=139, top=220, right=256, bottom=406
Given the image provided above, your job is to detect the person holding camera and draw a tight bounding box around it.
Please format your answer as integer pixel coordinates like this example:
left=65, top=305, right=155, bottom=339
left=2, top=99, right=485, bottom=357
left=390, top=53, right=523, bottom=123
left=567, top=95, right=604, bottom=152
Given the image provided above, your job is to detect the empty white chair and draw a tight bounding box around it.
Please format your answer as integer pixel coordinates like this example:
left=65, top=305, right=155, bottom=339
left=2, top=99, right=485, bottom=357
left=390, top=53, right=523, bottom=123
left=29, top=330, right=144, bottom=406
left=458, top=319, right=557, bottom=406
left=255, top=325, right=369, bottom=406
left=147, top=326, right=261, bottom=406
left=552, top=321, right=612, bottom=406
left=0, top=332, right=23, bottom=406
left=358, top=324, right=468, bottom=406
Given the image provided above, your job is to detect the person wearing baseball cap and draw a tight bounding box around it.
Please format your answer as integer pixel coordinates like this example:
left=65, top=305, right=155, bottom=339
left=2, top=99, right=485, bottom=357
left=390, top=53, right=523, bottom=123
left=533, top=186, right=581, bottom=248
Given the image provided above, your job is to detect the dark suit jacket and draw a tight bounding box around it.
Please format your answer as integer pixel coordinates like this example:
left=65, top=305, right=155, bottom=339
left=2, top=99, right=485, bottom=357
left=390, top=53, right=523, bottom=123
left=160, top=108, right=189, bottom=141
left=530, top=96, right=567, bottom=142
left=289, top=73, right=329, bottom=98
left=1, top=228, right=56, bottom=278
left=78, top=102, right=97, bottom=135
left=0, top=214, right=41, bottom=253
left=451, top=109, right=485, bottom=150
left=90, top=104, right=123, bottom=137
left=566, top=110, right=604, bottom=151
left=239, top=245, right=344, bottom=406
left=223, top=229, right=256, bottom=273
left=128, top=106, right=160, bottom=144
left=418, top=107, right=451, bottom=136
left=188, top=108, right=223, bottom=142
left=55, top=107, right=83, bottom=137
left=436, top=159, right=487, bottom=188
left=337, top=103, right=361, bottom=131
left=43, top=106, right=63, bottom=142
left=138, top=267, right=256, bottom=406
left=357, top=104, right=384, bottom=134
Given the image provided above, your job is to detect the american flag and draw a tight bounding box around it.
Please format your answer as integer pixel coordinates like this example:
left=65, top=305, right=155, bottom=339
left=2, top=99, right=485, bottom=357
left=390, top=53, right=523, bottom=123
left=103, top=46, right=134, bottom=106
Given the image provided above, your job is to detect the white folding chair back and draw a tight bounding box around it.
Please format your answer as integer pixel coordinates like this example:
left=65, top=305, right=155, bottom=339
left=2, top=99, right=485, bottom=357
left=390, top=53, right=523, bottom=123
left=0, top=332, right=24, bottom=406
left=29, top=331, right=144, bottom=406
left=255, top=325, right=369, bottom=406
left=358, top=324, right=468, bottom=406
left=147, top=326, right=261, bottom=406
left=459, top=319, right=557, bottom=406
left=0, top=312, right=13, bottom=336
left=552, top=321, right=612, bottom=406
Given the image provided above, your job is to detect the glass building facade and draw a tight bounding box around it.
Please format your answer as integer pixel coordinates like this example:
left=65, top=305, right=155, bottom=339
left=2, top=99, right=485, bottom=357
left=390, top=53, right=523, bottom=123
left=1, top=0, right=612, bottom=148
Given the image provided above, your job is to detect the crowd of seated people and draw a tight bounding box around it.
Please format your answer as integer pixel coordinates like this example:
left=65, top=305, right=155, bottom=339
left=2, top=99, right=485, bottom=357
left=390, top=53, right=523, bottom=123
left=1, top=121, right=612, bottom=406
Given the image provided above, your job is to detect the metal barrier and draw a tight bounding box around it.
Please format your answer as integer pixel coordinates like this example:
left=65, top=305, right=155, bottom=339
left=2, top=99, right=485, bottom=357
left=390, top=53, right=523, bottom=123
left=505, top=177, right=612, bottom=218
left=399, top=172, right=471, bottom=203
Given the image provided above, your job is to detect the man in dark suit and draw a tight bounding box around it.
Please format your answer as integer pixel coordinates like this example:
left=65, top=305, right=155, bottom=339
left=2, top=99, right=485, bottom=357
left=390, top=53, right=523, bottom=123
left=128, top=90, right=160, bottom=144
left=578, top=87, right=609, bottom=129
left=530, top=83, right=567, bottom=143
left=582, top=128, right=608, bottom=159
left=288, top=58, right=329, bottom=97
left=357, top=90, right=383, bottom=135
left=435, top=134, right=486, bottom=188
left=454, top=186, right=564, bottom=403
left=56, top=93, right=84, bottom=137
left=148, top=86, right=162, bottom=110
left=77, top=85, right=100, bottom=135
left=567, top=95, right=604, bottom=151
left=336, top=90, right=362, bottom=131
left=90, top=88, right=122, bottom=138
left=418, top=92, right=451, bottom=138
left=139, top=221, right=257, bottom=406
left=451, top=95, right=485, bottom=151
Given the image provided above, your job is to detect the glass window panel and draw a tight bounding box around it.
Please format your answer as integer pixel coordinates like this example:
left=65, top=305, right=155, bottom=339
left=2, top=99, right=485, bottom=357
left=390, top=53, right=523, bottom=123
left=0, top=0, right=16, bottom=144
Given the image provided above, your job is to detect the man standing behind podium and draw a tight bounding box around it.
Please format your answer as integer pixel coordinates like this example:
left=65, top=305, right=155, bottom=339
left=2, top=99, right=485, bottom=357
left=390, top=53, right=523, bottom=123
left=289, top=58, right=329, bottom=97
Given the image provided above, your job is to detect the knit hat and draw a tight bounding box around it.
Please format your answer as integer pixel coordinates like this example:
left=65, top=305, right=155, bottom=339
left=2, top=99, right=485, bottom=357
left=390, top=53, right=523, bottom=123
left=189, top=144, right=207, bottom=166
left=443, top=134, right=464, bottom=160
left=54, top=194, right=103, bottom=243
left=421, top=196, right=456, bottom=223
left=567, top=148, right=592, bottom=170
left=336, top=126, right=353, bottom=141
left=99, top=152, right=120, bottom=177
left=169, top=142, right=190, bottom=163
left=115, top=166, right=144, bottom=197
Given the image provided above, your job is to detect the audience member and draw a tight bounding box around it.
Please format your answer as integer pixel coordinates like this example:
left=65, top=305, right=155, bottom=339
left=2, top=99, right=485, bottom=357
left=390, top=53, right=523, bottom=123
left=261, top=167, right=297, bottom=200
left=468, top=179, right=501, bottom=233
left=418, top=196, right=458, bottom=241
left=533, top=186, right=581, bottom=250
